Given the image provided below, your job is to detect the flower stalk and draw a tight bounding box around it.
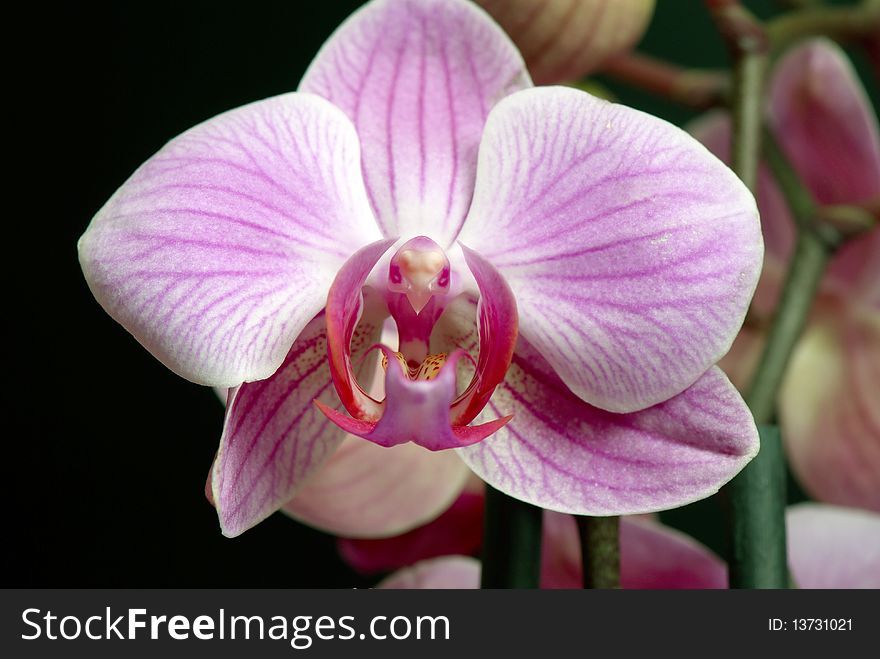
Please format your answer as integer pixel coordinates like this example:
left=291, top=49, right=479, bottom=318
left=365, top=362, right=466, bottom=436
left=602, top=52, right=729, bottom=109
left=705, top=0, right=789, bottom=589
left=729, top=207, right=829, bottom=590
left=480, top=486, right=543, bottom=588
left=768, top=0, right=880, bottom=55
left=746, top=129, right=839, bottom=426
left=705, top=0, right=769, bottom=192
left=745, top=232, right=830, bottom=425
left=816, top=201, right=879, bottom=239
left=576, top=516, right=621, bottom=589
left=726, top=123, right=847, bottom=588
left=725, top=425, right=789, bottom=588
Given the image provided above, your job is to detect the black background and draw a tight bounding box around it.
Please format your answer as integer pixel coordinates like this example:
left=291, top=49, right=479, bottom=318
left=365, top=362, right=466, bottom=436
left=8, top=1, right=878, bottom=587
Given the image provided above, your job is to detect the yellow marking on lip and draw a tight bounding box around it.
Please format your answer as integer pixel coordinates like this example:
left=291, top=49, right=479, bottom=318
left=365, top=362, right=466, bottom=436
left=381, top=351, right=448, bottom=381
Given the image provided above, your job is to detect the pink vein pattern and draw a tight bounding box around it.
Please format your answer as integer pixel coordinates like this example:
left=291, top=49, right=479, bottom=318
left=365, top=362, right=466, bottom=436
left=212, top=311, right=383, bottom=537
left=300, top=0, right=531, bottom=246
left=457, top=338, right=759, bottom=515
left=458, top=87, right=763, bottom=412
left=79, top=93, right=381, bottom=388
left=689, top=111, right=795, bottom=270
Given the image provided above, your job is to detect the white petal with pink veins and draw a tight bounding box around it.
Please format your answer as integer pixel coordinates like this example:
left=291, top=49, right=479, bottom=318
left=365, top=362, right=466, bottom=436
left=79, top=93, right=381, bottom=388
left=459, top=87, right=762, bottom=413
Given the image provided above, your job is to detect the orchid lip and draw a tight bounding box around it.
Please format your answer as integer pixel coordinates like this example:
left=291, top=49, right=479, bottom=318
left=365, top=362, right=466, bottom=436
left=322, top=238, right=518, bottom=451
left=371, top=342, right=478, bottom=402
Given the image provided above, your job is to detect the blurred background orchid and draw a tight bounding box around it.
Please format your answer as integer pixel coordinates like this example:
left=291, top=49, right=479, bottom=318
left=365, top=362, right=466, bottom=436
left=691, top=39, right=880, bottom=513
left=370, top=501, right=880, bottom=589
left=476, top=0, right=656, bottom=84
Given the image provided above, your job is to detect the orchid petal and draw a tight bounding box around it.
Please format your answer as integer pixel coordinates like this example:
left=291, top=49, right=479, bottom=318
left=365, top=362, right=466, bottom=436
left=283, top=438, right=470, bottom=538
left=377, top=556, right=481, bottom=589
left=768, top=40, right=880, bottom=299
left=693, top=42, right=880, bottom=300
left=79, top=93, right=381, bottom=387
left=769, top=39, right=880, bottom=210
left=620, top=518, right=728, bottom=588
left=339, top=487, right=484, bottom=573
left=459, top=87, right=762, bottom=412
left=211, top=315, right=345, bottom=538
left=538, top=511, right=581, bottom=589
left=779, top=313, right=880, bottom=511
left=826, top=229, right=880, bottom=308
left=476, top=0, right=655, bottom=84
left=688, top=110, right=795, bottom=268
left=787, top=503, right=880, bottom=588
left=211, top=304, right=384, bottom=537
left=458, top=338, right=759, bottom=515
left=300, top=0, right=531, bottom=245
left=541, top=512, right=727, bottom=589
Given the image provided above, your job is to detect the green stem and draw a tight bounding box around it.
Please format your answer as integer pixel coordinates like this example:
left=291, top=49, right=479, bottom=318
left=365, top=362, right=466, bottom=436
left=745, top=129, right=837, bottom=426
left=706, top=1, right=786, bottom=589
left=480, top=486, right=543, bottom=588
left=745, top=231, right=829, bottom=426
left=726, top=426, right=789, bottom=588
left=775, top=0, right=822, bottom=8
left=576, top=516, right=620, bottom=589
left=760, top=128, right=816, bottom=224
left=727, top=219, right=828, bottom=589
left=602, top=52, right=729, bottom=109
left=725, top=130, right=834, bottom=588
left=816, top=202, right=879, bottom=238
left=731, top=54, right=767, bottom=192
left=768, top=0, right=880, bottom=55
left=705, top=0, right=769, bottom=191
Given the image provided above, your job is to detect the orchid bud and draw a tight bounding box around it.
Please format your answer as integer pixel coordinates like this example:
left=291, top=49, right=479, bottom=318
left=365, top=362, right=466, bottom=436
left=476, top=0, right=655, bottom=84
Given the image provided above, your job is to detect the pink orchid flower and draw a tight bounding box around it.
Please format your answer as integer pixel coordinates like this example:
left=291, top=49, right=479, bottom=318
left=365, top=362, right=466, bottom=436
left=475, top=0, right=656, bottom=84
left=372, top=501, right=880, bottom=589
left=691, top=39, right=880, bottom=512
left=78, top=0, right=762, bottom=538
